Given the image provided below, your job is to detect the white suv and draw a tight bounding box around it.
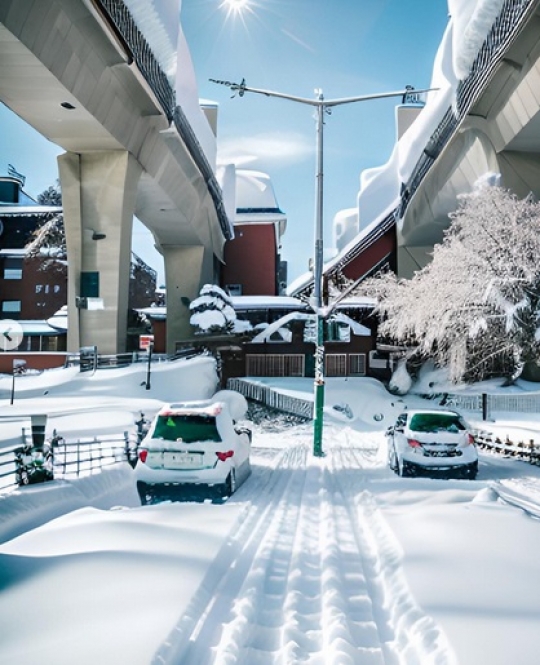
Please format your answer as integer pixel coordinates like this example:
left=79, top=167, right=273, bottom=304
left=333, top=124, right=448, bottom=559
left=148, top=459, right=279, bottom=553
left=135, top=393, right=252, bottom=504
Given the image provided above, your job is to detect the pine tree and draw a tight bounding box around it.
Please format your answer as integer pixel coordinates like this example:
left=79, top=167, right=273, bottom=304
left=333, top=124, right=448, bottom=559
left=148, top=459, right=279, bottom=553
left=189, top=284, right=237, bottom=334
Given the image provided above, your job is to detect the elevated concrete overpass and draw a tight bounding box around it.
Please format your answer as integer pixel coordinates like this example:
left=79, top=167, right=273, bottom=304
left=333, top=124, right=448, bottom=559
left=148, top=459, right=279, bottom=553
left=0, top=0, right=232, bottom=353
left=290, top=0, right=540, bottom=302
left=397, top=0, right=540, bottom=276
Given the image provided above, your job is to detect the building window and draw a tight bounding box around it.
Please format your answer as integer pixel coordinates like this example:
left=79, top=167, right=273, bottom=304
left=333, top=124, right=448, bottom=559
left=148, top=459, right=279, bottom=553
left=226, top=284, right=243, bottom=296
left=3, top=268, right=22, bottom=280
left=350, top=354, right=367, bottom=376
left=2, top=300, right=22, bottom=314
left=326, top=354, right=348, bottom=376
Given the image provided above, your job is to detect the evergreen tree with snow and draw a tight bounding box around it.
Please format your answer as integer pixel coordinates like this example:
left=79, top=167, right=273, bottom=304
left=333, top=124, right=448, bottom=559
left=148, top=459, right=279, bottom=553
left=189, top=284, right=237, bottom=334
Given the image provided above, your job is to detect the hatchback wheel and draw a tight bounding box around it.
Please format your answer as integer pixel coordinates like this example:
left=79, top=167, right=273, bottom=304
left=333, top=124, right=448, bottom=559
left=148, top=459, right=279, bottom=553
left=464, top=462, right=478, bottom=480
left=388, top=445, right=398, bottom=473
left=398, top=458, right=413, bottom=477
left=224, top=470, right=236, bottom=497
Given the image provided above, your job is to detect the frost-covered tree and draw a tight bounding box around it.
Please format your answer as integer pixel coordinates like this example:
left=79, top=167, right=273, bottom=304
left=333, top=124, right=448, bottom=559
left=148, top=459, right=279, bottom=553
left=189, top=284, right=238, bottom=334
left=25, top=214, right=66, bottom=261
left=360, top=186, right=540, bottom=382
left=37, top=181, right=62, bottom=206
left=27, top=182, right=65, bottom=261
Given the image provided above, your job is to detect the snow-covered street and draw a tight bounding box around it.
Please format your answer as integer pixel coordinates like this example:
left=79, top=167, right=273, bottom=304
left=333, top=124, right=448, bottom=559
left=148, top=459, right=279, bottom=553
left=1, top=359, right=540, bottom=664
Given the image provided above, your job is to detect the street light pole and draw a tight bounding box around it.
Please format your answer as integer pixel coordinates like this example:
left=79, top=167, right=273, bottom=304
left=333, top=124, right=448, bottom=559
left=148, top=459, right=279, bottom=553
left=313, top=93, right=325, bottom=456
left=211, top=78, right=435, bottom=456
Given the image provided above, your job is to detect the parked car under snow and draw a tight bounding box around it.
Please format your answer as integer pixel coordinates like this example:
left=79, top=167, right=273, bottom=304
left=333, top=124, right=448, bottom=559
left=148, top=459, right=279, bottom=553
left=386, top=409, right=478, bottom=479
left=135, top=391, right=252, bottom=504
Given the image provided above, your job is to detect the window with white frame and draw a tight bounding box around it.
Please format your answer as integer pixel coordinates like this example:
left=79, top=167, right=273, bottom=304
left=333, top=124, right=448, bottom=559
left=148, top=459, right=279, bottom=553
left=350, top=353, right=367, bottom=376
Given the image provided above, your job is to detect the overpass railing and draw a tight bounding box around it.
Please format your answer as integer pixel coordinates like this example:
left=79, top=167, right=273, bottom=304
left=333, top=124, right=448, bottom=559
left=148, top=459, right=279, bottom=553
left=94, top=0, right=174, bottom=119
left=94, top=0, right=233, bottom=241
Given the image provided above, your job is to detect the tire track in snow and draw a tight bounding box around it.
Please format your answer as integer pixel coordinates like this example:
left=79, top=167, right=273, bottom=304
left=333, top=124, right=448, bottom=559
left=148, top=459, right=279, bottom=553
left=330, top=444, right=457, bottom=665
left=155, top=434, right=456, bottom=665
left=174, top=439, right=394, bottom=664
left=153, top=443, right=310, bottom=664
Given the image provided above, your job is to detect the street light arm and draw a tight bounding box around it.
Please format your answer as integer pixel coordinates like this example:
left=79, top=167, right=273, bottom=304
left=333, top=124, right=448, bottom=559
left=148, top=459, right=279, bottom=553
left=323, top=87, right=439, bottom=107
left=210, top=78, right=438, bottom=108
left=210, top=78, right=320, bottom=106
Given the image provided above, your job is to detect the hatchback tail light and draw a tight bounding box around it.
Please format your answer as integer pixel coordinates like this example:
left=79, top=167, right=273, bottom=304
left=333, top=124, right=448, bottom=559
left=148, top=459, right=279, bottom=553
left=138, top=449, right=148, bottom=463
left=467, top=433, right=476, bottom=445
left=407, top=438, right=422, bottom=448
left=216, top=450, right=234, bottom=462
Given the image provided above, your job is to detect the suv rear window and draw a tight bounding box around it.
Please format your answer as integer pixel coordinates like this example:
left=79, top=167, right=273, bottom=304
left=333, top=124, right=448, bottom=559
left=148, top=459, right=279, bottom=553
left=409, top=413, right=465, bottom=433
left=152, top=414, right=221, bottom=442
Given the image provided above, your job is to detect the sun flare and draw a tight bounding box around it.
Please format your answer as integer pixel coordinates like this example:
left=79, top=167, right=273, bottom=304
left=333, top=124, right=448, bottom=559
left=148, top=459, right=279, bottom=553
left=223, top=0, right=250, bottom=12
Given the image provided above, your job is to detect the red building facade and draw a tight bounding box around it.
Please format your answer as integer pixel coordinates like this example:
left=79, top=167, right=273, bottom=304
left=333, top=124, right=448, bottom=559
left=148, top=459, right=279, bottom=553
left=220, top=169, right=287, bottom=297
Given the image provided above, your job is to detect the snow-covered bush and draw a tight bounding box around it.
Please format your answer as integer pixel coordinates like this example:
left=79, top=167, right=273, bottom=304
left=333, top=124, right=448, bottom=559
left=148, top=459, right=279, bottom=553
left=190, top=284, right=236, bottom=334
left=189, top=284, right=253, bottom=335
left=388, top=358, right=413, bottom=395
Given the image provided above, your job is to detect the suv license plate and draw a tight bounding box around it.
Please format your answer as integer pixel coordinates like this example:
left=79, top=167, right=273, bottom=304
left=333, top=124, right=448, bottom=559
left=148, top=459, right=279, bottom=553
left=164, top=452, right=203, bottom=469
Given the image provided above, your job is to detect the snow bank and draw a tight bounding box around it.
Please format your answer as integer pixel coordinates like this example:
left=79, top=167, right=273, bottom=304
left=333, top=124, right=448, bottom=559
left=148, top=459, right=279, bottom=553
left=0, top=464, right=140, bottom=544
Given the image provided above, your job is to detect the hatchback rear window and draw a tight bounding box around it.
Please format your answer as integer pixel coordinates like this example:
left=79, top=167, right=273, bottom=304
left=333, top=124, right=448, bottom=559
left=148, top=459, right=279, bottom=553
left=409, top=413, right=465, bottom=433
left=152, top=414, right=221, bottom=442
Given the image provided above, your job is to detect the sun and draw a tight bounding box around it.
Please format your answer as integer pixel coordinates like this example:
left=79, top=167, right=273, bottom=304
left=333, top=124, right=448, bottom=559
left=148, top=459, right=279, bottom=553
left=220, top=0, right=253, bottom=19
left=222, top=0, right=250, bottom=12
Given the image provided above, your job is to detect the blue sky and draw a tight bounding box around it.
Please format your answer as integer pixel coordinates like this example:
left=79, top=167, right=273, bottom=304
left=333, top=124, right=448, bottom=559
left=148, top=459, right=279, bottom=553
left=0, top=0, right=449, bottom=285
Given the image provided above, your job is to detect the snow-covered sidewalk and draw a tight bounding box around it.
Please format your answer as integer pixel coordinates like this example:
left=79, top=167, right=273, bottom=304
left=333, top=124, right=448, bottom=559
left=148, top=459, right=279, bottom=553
left=2, top=363, right=540, bottom=663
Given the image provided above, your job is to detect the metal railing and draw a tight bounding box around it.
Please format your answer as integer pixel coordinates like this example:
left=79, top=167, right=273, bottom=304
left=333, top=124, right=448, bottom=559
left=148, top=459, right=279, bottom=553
left=63, top=348, right=202, bottom=372
left=94, top=0, right=232, bottom=241
left=51, top=433, right=137, bottom=478
left=0, top=431, right=139, bottom=494
left=432, top=391, right=540, bottom=418
left=0, top=444, right=22, bottom=493
left=399, top=0, right=537, bottom=219
left=228, top=378, right=314, bottom=420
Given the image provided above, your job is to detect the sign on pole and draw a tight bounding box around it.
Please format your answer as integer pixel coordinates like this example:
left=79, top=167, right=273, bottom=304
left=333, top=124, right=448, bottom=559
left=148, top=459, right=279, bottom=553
left=139, top=334, right=154, bottom=351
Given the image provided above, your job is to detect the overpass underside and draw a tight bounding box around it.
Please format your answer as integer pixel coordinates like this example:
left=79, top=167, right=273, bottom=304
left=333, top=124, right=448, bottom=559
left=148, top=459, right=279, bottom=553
left=398, top=1, right=540, bottom=277
left=0, top=0, right=230, bottom=353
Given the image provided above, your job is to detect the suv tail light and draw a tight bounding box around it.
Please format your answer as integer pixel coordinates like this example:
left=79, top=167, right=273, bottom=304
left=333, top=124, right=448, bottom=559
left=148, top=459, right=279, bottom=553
left=407, top=438, right=422, bottom=448
left=467, top=433, right=475, bottom=445
left=216, top=450, right=234, bottom=462
left=138, top=449, right=148, bottom=463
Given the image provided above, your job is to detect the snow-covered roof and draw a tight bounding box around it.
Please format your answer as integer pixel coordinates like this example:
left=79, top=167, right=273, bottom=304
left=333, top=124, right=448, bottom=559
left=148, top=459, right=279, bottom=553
left=235, top=170, right=284, bottom=213
left=140, top=296, right=311, bottom=320
left=0, top=206, right=62, bottom=215
left=17, top=321, right=65, bottom=336
left=231, top=296, right=308, bottom=311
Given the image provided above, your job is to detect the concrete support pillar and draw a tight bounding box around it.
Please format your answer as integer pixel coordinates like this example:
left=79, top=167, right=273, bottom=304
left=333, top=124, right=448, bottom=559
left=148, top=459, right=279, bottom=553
left=162, top=245, right=214, bottom=353
left=58, top=151, right=142, bottom=354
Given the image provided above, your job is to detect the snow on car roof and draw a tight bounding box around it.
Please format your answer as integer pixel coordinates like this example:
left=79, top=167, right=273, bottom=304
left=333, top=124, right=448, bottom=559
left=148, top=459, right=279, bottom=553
left=406, top=408, right=460, bottom=416
left=159, top=401, right=225, bottom=417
